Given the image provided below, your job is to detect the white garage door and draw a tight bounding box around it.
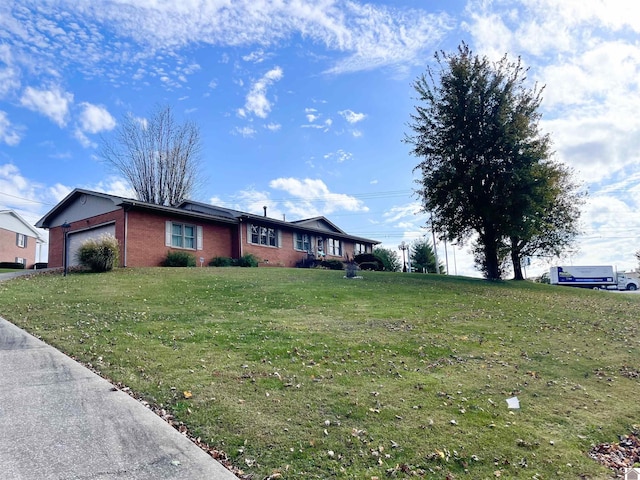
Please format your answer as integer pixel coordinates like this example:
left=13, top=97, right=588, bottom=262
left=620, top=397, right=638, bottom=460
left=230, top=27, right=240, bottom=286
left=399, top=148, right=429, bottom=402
left=67, top=224, right=116, bottom=267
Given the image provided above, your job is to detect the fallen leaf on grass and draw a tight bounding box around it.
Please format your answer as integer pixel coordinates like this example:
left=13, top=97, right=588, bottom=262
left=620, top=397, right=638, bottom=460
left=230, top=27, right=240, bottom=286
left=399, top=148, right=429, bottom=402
left=183, top=391, right=192, bottom=399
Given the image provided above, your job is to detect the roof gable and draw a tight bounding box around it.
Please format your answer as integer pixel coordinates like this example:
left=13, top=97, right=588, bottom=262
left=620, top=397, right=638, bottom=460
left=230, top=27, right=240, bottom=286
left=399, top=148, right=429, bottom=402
left=290, top=216, right=346, bottom=235
left=0, top=210, right=46, bottom=242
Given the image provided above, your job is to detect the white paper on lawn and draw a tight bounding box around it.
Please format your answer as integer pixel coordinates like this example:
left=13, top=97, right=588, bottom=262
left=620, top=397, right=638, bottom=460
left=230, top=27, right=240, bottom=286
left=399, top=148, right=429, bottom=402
left=506, top=396, right=520, bottom=409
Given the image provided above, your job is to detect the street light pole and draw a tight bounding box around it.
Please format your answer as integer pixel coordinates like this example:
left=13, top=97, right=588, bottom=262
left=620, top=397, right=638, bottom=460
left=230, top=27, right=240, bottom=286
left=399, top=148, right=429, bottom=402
left=398, top=241, right=408, bottom=273
left=61, top=221, right=71, bottom=276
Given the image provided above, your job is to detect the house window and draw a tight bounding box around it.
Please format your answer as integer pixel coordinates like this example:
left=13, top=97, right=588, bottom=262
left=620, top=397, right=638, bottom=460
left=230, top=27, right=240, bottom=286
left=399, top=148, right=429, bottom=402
left=250, top=225, right=278, bottom=247
left=295, top=233, right=310, bottom=252
left=15, top=257, right=26, bottom=265
left=171, top=223, right=195, bottom=249
left=16, top=233, right=26, bottom=248
left=327, top=238, right=342, bottom=256
left=355, top=243, right=367, bottom=254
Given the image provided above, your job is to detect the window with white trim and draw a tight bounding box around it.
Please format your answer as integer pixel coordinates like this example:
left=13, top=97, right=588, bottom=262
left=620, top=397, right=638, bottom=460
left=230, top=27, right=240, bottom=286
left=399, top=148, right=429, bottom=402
left=295, top=233, right=310, bottom=252
left=355, top=243, right=367, bottom=254
left=250, top=224, right=278, bottom=247
left=16, top=233, right=26, bottom=248
left=327, top=238, right=342, bottom=256
left=165, top=221, right=203, bottom=250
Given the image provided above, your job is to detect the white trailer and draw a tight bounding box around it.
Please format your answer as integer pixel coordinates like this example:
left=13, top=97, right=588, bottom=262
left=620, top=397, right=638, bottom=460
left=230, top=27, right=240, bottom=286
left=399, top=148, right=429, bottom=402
left=549, top=266, right=617, bottom=289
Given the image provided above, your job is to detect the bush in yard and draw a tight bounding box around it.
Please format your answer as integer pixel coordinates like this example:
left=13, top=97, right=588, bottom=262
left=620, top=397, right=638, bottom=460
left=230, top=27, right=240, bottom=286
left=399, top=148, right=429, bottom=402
left=354, top=253, right=383, bottom=271
left=76, top=234, right=119, bottom=272
left=237, top=254, right=259, bottom=267
left=0, top=262, right=26, bottom=269
left=320, top=259, right=344, bottom=270
left=163, top=250, right=196, bottom=267
left=209, top=256, right=234, bottom=267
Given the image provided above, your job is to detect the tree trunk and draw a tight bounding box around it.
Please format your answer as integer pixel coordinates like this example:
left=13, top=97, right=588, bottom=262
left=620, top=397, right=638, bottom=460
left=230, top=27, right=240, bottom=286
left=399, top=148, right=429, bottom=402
left=510, top=236, right=524, bottom=280
left=483, top=238, right=501, bottom=281
left=511, top=249, right=524, bottom=280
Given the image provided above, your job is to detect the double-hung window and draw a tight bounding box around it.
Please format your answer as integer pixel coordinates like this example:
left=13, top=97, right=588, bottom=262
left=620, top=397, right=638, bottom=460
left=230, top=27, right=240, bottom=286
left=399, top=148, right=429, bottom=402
left=295, top=233, right=310, bottom=252
left=165, top=221, right=202, bottom=250
left=327, top=238, right=342, bottom=256
left=355, top=243, right=367, bottom=254
left=250, top=224, right=278, bottom=247
left=16, top=233, right=26, bottom=248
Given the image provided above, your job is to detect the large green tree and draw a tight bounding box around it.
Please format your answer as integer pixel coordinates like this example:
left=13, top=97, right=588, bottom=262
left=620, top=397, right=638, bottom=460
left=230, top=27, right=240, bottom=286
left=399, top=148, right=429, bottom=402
left=373, top=247, right=401, bottom=272
left=410, top=239, right=443, bottom=273
left=405, top=43, right=581, bottom=280
left=101, top=105, right=203, bottom=206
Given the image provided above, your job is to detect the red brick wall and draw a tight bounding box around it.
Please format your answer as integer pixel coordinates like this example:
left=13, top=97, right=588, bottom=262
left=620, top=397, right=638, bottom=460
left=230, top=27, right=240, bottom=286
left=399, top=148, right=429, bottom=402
left=0, top=228, right=38, bottom=268
left=125, top=210, right=236, bottom=267
left=47, top=210, right=126, bottom=268
left=47, top=207, right=372, bottom=269
left=240, top=224, right=365, bottom=267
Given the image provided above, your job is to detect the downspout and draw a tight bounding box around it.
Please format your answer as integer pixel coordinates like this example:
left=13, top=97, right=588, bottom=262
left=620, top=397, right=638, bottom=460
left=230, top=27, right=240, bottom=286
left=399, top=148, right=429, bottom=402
left=123, top=208, right=128, bottom=267
left=239, top=218, right=243, bottom=258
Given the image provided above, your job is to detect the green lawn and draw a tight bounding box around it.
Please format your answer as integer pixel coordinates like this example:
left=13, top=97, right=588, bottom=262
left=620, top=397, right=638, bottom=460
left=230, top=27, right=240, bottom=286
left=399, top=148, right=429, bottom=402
left=1, top=267, right=638, bottom=479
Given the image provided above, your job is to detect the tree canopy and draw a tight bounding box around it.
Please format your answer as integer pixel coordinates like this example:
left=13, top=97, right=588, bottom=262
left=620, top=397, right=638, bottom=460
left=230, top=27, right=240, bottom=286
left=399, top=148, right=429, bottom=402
left=410, top=238, right=443, bottom=273
left=405, top=43, right=582, bottom=280
left=373, top=247, right=401, bottom=272
left=101, top=105, right=203, bottom=206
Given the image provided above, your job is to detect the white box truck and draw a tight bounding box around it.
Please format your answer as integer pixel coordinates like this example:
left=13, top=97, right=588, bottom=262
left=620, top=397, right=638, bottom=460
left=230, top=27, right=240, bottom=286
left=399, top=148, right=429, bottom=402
left=550, top=266, right=640, bottom=290
left=549, top=265, right=617, bottom=289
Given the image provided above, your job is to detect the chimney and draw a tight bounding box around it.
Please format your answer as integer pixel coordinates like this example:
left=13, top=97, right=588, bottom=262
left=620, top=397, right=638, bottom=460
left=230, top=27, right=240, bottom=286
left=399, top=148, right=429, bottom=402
left=263, top=206, right=267, bottom=217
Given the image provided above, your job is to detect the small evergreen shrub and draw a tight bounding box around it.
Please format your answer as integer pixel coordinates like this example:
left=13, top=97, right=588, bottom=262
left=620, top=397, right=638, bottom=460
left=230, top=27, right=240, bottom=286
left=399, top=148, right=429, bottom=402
left=354, top=253, right=383, bottom=271
left=163, top=250, right=196, bottom=267
left=321, top=259, right=344, bottom=270
left=209, top=256, right=234, bottom=267
left=76, top=234, right=119, bottom=272
left=0, top=262, right=26, bottom=269
left=237, top=254, right=259, bottom=267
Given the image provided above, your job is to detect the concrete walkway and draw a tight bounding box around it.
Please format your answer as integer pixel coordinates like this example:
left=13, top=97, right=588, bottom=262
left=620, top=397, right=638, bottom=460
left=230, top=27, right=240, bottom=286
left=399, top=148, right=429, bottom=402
left=0, top=314, right=238, bottom=479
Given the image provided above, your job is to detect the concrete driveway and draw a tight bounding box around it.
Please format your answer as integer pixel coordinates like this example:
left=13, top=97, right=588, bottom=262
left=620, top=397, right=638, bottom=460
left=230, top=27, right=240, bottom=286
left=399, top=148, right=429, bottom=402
left=0, top=315, right=238, bottom=479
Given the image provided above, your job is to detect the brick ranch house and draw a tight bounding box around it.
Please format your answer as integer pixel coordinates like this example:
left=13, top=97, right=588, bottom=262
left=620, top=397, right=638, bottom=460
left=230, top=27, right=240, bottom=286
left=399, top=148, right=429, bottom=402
left=35, top=188, right=379, bottom=269
left=0, top=209, right=46, bottom=268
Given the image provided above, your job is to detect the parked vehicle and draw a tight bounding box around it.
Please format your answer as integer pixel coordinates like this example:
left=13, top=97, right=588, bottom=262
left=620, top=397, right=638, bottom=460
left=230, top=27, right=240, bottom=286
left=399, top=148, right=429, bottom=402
left=550, top=265, right=616, bottom=289
left=549, top=266, right=639, bottom=291
left=617, top=273, right=639, bottom=291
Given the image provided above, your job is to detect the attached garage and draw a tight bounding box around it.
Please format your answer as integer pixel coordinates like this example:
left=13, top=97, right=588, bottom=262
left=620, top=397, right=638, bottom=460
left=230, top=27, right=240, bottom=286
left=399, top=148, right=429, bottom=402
left=66, top=223, right=115, bottom=267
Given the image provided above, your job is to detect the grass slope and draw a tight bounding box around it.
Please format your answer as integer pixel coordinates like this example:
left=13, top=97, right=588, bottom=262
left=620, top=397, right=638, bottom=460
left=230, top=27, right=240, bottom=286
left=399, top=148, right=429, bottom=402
left=1, top=268, right=638, bottom=479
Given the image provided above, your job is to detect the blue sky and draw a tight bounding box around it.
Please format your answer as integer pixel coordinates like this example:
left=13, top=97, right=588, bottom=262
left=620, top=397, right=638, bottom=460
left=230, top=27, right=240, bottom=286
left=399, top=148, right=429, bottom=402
left=1, top=0, right=639, bottom=277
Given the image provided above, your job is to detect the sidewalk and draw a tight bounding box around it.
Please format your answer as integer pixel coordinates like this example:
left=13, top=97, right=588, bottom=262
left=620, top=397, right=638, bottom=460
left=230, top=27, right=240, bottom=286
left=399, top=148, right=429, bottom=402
left=0, top=316, right=238, bottom=479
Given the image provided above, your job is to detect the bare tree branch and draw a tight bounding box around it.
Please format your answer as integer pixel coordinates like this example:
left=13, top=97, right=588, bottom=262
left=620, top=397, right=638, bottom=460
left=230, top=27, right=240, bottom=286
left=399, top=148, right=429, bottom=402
left=100, top=105, right=203, bottom=206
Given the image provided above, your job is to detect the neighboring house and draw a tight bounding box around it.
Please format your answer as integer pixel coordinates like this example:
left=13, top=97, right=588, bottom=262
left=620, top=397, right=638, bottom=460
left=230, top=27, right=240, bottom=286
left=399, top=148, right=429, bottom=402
left=35, top=189, right=379, bottom=269
left=0, top=210, right=46, bottom=268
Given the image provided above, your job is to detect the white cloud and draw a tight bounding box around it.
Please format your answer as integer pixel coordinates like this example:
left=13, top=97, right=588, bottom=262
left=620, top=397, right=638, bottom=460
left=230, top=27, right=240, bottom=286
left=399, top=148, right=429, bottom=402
left=233, top=126, right=256, bottom=138
left=0, top=111, right=22, bottom=146
left=1, top=1, right=452, bottom=91
left=78, top=102, right=116, bottom=134
left=324, top=149, right=352, bottom=163
left=269, top=177, right=368, bottom=217
left=339, top=109, right=366, bottom=124
left=265, top=122, right=281, bottom=132
left=0, top=163, right=54, bottom=231
left=20, top=86, right=73, bottom=127
left=242, top=66, right=283, bottom=119
left=72, top=102, right=116, bottom=148
left=243, top=49, right=269, bottom=63
left=463, top=0, right=640, bottom=188
left=0, top=44, right=21, bottom=99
